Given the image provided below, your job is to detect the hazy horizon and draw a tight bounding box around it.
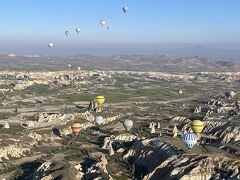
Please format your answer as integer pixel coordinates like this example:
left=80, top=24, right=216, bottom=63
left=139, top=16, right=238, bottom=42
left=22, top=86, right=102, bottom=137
left=1, top=43, right=240, bottom=62
left=1, top=0, right=240, bottom=61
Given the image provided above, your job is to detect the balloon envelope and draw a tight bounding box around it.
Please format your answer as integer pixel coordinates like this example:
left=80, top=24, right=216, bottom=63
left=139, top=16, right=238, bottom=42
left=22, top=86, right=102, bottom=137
left=229, top=91, right=235, bottom=98
left=178, top=90, right=183, bottom=95
left=123, top=119, right=133, bottom=131
left=48, top=43, right=53, bottom=48
left=100, top=20, right=107, bottom=26
left=16, top=77, right=24, bottom=84
left=122, top=6, right=128, bottom=13
left=96, top=96, right=105, bottom=105
left=71, top=122, right=81, bottom=134
left=191, top=120, right=204, bottom=135
left=182, top=133, right=197, bottom=150
left=76, top=27, right=81, bottom=33
left=65, top=31, right=69, bottom=36
left=95, top=116, right=104, bottom=126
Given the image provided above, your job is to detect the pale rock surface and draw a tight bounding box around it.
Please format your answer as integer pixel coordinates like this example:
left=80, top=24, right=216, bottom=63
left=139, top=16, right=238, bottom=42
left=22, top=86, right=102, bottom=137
left=3, top=122, right=10, bottom=129
left=28, top=132, right=43, bottom=142
left=0, top=144, right=30, bottom=162
left=113, top=133, right=137, bottom=142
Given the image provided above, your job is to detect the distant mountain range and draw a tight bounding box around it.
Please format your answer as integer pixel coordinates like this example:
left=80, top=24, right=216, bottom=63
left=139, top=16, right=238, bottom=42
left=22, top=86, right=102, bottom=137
left=0, top=53, right=239, bottom=72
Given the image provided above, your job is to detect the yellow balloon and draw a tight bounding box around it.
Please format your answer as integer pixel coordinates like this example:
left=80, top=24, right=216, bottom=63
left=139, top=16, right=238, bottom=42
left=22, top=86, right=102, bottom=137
left=191, top=120, right=204, bottom=135
left=96, top=96, right=105, bottom=105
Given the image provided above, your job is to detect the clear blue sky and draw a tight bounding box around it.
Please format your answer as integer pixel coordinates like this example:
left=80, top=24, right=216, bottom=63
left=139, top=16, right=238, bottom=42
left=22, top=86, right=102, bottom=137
left=0, top=0, right=240, bottom=55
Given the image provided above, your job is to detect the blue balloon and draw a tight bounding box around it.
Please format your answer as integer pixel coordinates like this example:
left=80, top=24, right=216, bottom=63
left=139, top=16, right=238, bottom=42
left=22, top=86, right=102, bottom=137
left=182, top=133, right=197, bottom=150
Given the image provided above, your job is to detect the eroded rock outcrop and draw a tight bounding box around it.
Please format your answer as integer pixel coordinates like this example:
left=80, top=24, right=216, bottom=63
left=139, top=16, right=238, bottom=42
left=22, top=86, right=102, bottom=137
left=113, top=133, right=138, bottom=142
left=143, top=154, right=240, bottom=180
left=123, top=138, right=240, bottom=180
left=85, top=155, right=113, bottom=180
left=0, top=144, right=30, bottom=162
left=33, top=161, right=84, bottom=180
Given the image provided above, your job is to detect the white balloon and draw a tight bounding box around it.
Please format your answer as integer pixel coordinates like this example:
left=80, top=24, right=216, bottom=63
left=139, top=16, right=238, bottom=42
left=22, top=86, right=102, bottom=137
left=65, top=31, right=69, bottom=36
left=123, top=119, right=133, bottom=131
left=76, top=27, right=81, bottom=33
left=100, top=20, right=107, bottom=26
left=123, top=6, right=128, bottom=13
left=229, top=91, right=235, bottom=98
left=95, top=116, right=104, bottom=126
left=48, top=43, right=53, bottom=48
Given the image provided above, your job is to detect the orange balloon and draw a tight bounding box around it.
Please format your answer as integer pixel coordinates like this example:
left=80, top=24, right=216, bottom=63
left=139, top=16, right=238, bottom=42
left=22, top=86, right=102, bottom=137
left=71, top=122, right=81, bottom=134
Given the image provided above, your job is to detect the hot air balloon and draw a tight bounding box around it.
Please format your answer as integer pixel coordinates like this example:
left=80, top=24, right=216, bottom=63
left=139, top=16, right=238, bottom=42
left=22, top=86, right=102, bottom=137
left=76, top=27, right=81, bottom=33
left=122, top=6, right=128, bottom=13
left=235, top=101, right=240, bottom=110
left=71, top=122, right=81, bottom=135
left=95, top=116, right=104, bottom=126
left=48, top=43, right=53, bottom=48
left=191, top=120, right=204, bottom=136
left=96, top=96, right=105, bottom=106
left=100, top=20, right=107, bottom=26
left=68, top=64, right=72, bottom=68
left=107, top=26, right=111, bottom=30
left=123, top=119, right=133, bottom=131
left=65, top=31, right=69, bottom=36
left=229, top=91, right=235, bottom=98
left=178, top=89, right=183, bottom=95
left=16, top=77, right=24, bottom=84
left=182, top=133, right=197, bottom=150
left=181, top=103, right=186, bottom=107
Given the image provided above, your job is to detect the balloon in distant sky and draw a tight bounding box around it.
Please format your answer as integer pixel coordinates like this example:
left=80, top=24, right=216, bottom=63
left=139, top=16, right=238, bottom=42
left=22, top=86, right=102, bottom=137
left=100, top=20, right=107, bottom=26
left=68, top=64, right=72, bottom=68
left=65, top=31, right=69, bottom=36
left=48, top=43, right=53, bottom=48
left=76, top=27, right=81, bottom=33
left=107, top=26, right=111, bottom=30
left=122, top=6, right=128, bottom=13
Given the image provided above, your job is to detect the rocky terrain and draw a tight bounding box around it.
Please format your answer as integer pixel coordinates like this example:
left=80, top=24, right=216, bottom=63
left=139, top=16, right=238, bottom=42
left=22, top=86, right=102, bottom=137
left=0, top=55, right=239, bottom=179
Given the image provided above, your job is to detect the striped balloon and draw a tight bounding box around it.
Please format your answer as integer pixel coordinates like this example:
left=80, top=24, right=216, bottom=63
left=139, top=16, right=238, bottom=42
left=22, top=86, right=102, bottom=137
left=182, top=133, right=197, bottom=150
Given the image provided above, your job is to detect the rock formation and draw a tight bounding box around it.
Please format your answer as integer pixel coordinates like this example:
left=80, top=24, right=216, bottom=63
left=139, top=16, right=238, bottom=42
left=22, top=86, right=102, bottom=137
left=0, top=144, right=30, bottom=162
left=3, top=122, right=10, bottom=129
left=150, top=123, right=156, bottom=134
left=172, top=125, right=178, bottom=138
